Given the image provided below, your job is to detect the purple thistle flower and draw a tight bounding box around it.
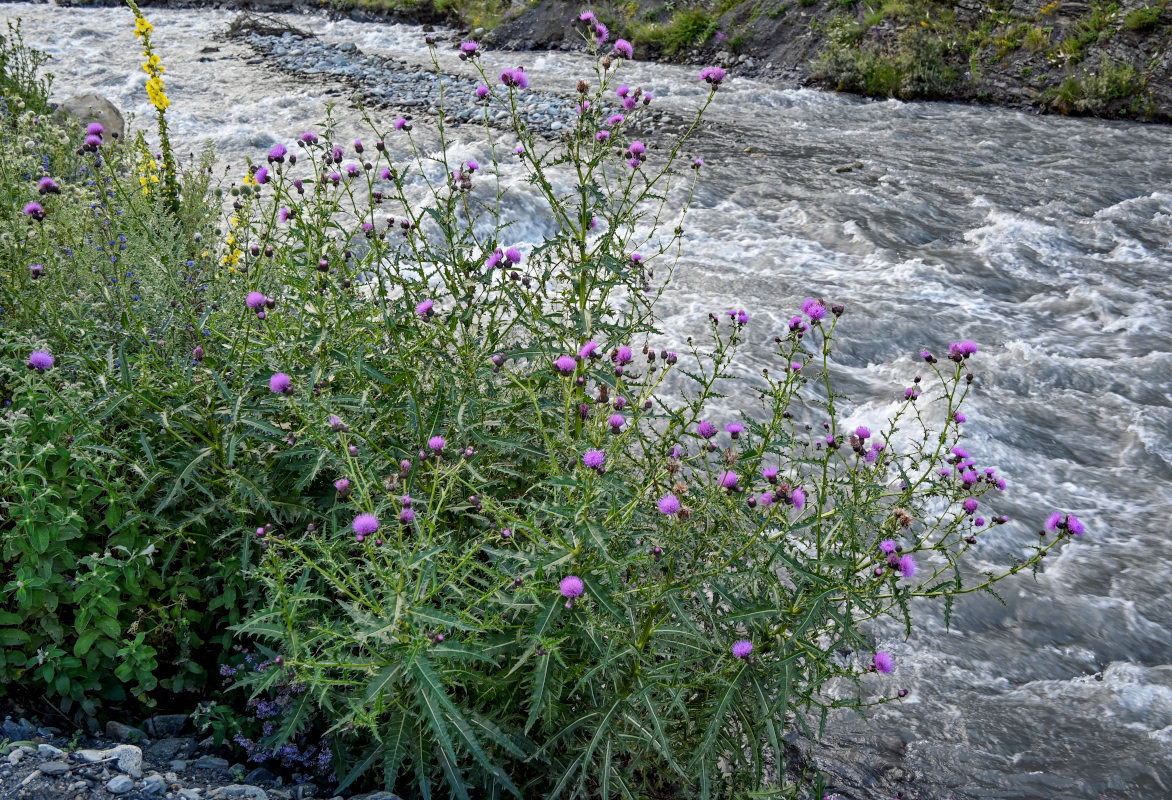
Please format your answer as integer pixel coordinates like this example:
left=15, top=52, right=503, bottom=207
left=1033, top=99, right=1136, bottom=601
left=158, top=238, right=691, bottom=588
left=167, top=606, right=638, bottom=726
left=353, top=513, right=380, bottom=536
left=864, top=444, right=882, bottom=464
left=613, top=38, right=633, bottom=58
left=594, top=22, right=608, bottom=43
left=86, top=122, right=105, bottom=137
left=460, top=40, right=479, bottom=55
left=579, top=341, right=599, bottom=359
left=613, top=346, right=633, bottom=365
left=718, top=470, right=738, bottom=489
left=791, top=486, right=806, bottom=509
left=395, top=117, right=408, bottom=131
left=578, top=11, right=595, bottom=22
left=657, top=495, right=680, bottom=515
left=582, top=450, right=605, bottom=470
left=37, top=177, right=60, bottom=195
left=486, top=249, right=504, bottom=270
left=802, top=297, right=826, bottom=322
left=726, top=423, right=744, bottom=439
left=416, top=299, right=434, bottom=317
left=300, top=131, right=319, bottom=144
left=963, top=498, right=979, bottom=514
left=758, top=492, right=774, bottom=507
left=268, top=143, right=287, bottom=162
left=334, top=478, right=351, bottom=495
left=596, top=130, right=610, bottom=142
left=328, top=415, right=348, bottom=432
left=879, top=539, right=896, bottom=554
left=951, top=446, right=970, bottom=459
left=560, top=575, right=584, bottom=598
left=961, top=470, right=978, bottom=486
left=699, top=66, right=726, bottom=85
left=761, top=466, right=778, bottom=482
left=607, top=413, right=625, bottom=431
left=954, top=412, right=967, bottom=423
left=697, top=420, right=716, bottom=439
left=400, top=508, right=416, bottom=524
left=269, top=372, right=292, bottom=394
left=255, top=166, right=269, bottom=185
left=246, top=291, right=266, bottom=310
left=855, top=426, right=871, bottom=439
left=1067, top=514, right=1085, bottom=535
left=731, top=640, right=753, bottom=659
left=555, top=355, right=577, bottom=375
left=608, top=114, right=625, bottom=126
left=898, top=554, right=916, bottom=579
left=428, top=436, right=446, bottom=452
left=628, top=140, right=646, bottom=157
left=873, top=651, right=894, bottom=673
left=27, top=350, right=54, bottom=371
left=192, top=345, right=204, bottom=361
left=1044, top=512, right=1063, bottom=532
left=975, top=517, right=985, bottom=526
left=278, top=207, right=291, bottom=222
left=475, top=84, right=489, bottom=99
left=84, top=134, right=102, bottom=149
left=29, top=263, right=43, bottom=279
left=23, top=201, right=45, bottom=220
left=499, top=67, right=529, bottom=89
left=505, top=247, right=522, bottom=263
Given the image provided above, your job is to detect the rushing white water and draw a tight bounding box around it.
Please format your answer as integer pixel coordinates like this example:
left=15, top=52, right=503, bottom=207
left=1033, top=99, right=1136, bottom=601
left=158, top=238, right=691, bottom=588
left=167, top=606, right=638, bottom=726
left=9, top=5, right=1172, bottom=798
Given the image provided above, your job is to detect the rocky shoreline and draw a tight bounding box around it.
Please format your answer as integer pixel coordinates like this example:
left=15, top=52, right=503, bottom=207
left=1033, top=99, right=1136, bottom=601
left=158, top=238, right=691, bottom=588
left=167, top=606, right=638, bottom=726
left=0, top=713, right=401, bottom=800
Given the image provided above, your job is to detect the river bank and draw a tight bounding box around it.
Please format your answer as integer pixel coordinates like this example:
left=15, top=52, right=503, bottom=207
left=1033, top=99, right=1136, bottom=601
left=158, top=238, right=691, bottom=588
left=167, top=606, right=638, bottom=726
left=41, top=0, right=1172, bottom=121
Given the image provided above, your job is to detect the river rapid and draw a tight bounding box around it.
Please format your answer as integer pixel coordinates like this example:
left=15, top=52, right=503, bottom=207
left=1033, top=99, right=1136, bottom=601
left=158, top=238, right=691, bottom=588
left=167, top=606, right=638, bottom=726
left=8, top=4, right=1172, bottom=798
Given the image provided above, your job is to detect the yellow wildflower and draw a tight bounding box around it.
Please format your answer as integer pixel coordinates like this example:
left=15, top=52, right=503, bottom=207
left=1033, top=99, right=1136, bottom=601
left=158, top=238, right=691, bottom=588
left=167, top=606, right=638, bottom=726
left=134, top=16, right=153, bottom=37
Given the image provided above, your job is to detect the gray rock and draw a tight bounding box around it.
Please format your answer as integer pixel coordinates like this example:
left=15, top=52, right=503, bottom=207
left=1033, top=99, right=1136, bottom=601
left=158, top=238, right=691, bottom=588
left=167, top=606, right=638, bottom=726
left=146, top=737, right=194, bottom=760
left=220, top=785, right=269, bottom=800
left=109, top=744, right=143, bottom=778
left=40, top=760, right=71, bottom=776
left=77, top=749, right=107, bottom=763
left=57, top=93, right=125, bottom=140
left=145, top=714, right=189, bottom=737
left=143, top=774, right=167, bottom=795
left=179, top=790, right=203, bottom=800
left=1, top=718, right=35, bottom=740
left=244, top=766, right=276, bottom=785
left=37, top=743, right=64, bottom=757
left=106, top=720, right=149, bottom=743
left=193, top=755, right=230, bottom=772
left=7, top=749, right=23, bottom=765
left=106, top=774, right=136, bottom=794
left=350, top=792, right=406, bottom=800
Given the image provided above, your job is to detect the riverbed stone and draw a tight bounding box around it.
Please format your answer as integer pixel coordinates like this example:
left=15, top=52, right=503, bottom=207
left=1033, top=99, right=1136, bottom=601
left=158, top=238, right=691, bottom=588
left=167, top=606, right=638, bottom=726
left=109, top=744, right=143, bottom=778
left=145, top=714, right=189, bottom=737
left=39, top=760, right=70, bottom=776
left=219, top=785, right=269, bottom=800
left=106, top=774, right=135, bottom=794
left=58, top=93, right=125, bottom=139
left=143, top=773, right=168, bottom=795
left=194, top=755, right=231, bottom=772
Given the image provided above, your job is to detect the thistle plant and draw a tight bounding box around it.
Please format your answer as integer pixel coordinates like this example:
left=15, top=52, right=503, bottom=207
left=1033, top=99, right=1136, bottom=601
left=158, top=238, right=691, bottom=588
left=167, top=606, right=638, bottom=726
left=0, top=14, right=1081, bottom=796
left=214, top=23, right=1080, bottom=800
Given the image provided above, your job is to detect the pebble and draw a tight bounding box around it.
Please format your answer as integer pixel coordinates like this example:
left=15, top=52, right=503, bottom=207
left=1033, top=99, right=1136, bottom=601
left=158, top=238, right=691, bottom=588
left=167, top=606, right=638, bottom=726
left=106, top=721, right=149, bottom=743
left=193, top=755, right=230, bottom=772
left=37, top=743, right=64, bottom=757
left=77, top=749, right=107, bottom=763
left=143, top=773, right=168, bottom=795
left=219, top=785, right=269, bottom=800
left=106, top=774, right=136, bottom=794
left=180, top=789, right=203, bottom=800
left=7, top=749, right=23, bottom=765
left=39, top=760, right=71, bottom=776
left=170, top=759, right=189, bottom=772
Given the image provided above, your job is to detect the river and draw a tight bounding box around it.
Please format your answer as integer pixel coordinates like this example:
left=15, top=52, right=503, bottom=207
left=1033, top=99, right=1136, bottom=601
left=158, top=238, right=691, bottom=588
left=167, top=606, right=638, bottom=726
left=7, top=4, right=1172, bottom=798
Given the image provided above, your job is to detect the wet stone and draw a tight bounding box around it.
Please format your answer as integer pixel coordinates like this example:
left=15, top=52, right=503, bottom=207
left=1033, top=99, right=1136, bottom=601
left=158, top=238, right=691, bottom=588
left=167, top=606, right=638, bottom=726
left=40, top=760, right=71, bottom=776
left=106, top=774, right=135, bottom=794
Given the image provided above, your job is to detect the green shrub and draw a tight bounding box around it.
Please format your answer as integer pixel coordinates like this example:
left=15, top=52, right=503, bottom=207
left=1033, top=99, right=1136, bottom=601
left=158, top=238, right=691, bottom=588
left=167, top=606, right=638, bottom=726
left=1123, top=4, right=1162, bottom=30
